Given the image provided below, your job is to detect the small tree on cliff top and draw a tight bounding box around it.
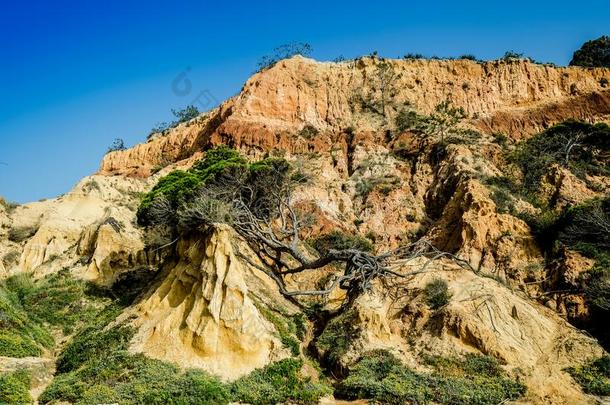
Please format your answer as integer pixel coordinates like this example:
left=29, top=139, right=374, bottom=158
left=570, top=36, right=610, bottom=68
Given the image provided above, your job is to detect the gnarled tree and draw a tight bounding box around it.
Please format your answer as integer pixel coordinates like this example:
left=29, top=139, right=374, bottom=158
left=150, top=149, right=475, bottom=304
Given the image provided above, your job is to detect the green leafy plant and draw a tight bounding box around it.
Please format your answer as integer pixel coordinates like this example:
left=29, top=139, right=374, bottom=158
left=229, top=358, right=331, bottom=405
left=424, top=278, right=452, bottom=309
left=510, top=120, right=610, bottom=193
left=570, top=36, right=610, bottom=68
left=311, top=231, right=373, bottom=255
left=0, top=277, right=54, bottom=358
left=395, top=108, right=425, bottom=132
left=0, top=370, right=32, bottom=404
left=566, top=355, right=610, bottom=395
left=337, top=350, right=526, bottom=405
left=316, top=310, right=360, bottom=367
left=106, top=138, right=126, bottom=154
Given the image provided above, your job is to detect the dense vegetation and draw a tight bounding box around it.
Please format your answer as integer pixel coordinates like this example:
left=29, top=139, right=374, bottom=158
left=0, top=265, right=327, bottom=404
left=43, top=308, right=329, bottom=404
left=0, top=369, right=32, bottom=404
left=311, top=231, right=373, bottom=255
left=510, top=120, right=609, bottom=193
left=137, top=145, right=289, bottom=228
left=0, top=276, right=54, bottom=358
left=336, top=350, right=526, bottom=404
left=484, top=119, right=609, bottom=350
left=570, top=36, right=610, bottom=67
left=566, top=355, right=610, bottom=396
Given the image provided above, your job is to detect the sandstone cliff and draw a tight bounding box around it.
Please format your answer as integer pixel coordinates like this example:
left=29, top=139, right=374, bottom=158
left=1, top=55, right=609, bottom=405
left=125, top=225, right=297, bottom=381
left=100, top=56, right=610, bottom=177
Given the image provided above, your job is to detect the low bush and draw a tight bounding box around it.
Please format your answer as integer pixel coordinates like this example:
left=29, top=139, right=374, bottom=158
left=298, top=124, right=319, bottom=140
left=566, top=355, right=610, bottom=395
left=229, top=358, right=331, bottom=405
left=337, top=350, right=526, bottom=405
left=316, top=310, right=360, bottom=367
left=459, top=54, right=478, bottom=61
left=510, top=120, right=610, bottom=193
left=424, top=278, right=452, bottom=309
left=256, top=304, right=302, bottom=357
left=395, top=108, right=425, bottom=132
left=0, top=278, right=53, bottom=358
left=106, top=138, right=126, bottom=154
left=311, top=231, right=373, bottom=255
left=355, top=175, right=401, bottom=199
left=0, top=369, right=31, bottom=404
left=6, top=270, right=113, bottom=336
left=43, top=303, right=323, bottom=404
left=570, top=36, right=610, bottom=68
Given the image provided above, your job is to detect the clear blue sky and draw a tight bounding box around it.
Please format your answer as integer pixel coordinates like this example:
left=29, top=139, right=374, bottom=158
left=0, top=0, right=607, bottom=202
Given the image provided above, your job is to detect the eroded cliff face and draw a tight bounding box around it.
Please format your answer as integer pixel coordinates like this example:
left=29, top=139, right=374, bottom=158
left=327, top=263, right=603, bottom=404
left=0, top=175, right=151, bottom=284
left=100, top=56, right=610, bottom=177
left=126, top=225, right=296, bottom=381
left=1, top=55, right=609, bottom=404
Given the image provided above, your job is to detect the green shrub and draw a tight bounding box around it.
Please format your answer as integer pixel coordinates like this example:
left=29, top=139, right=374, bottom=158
left=510, top=120, right=610, bottom=193
left=0, top=331, right=42, bottom=357
left=137, top=146, right=292, bottom=227
left=57, top=322, right=133, bottom=373
left=0, top=279, right=53, bottom=358
left=570, top=36, right=610, bottom=67
left=255, top=304, right=301, bottom=357
left=424, top=278, right=452, bottom=309
left=502, top=51, right=525, bottom=61
left=15, top=271, right=111, bottom=335
left=229, top=358, right=331, bottom=405
left=395, top=108, right=424, bottom=132
left=459, top=54, right=478, bottom=61
left=42, top=353, right=230, bottom=405
left=337, top=350, right=525, bottom=405
left=137, top=170, right=203, bottom=225
left=298, top=124, right=319, bottom=140
left=311, top=231, right=373, bottom=255
left=43, top=317, right=230, bottom=405
left=566, top=355, right=610, bottom=395
left=0, top=370, right=32, bottom=404
left=316, top=310, right=360, bottom=366
left=355, top=175, right=401, bottom=199
left=107, top=138, right=126, bottom=154
left=491, top=132, right=509, bottom=148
